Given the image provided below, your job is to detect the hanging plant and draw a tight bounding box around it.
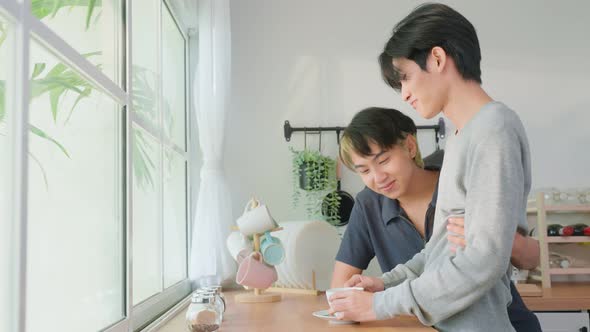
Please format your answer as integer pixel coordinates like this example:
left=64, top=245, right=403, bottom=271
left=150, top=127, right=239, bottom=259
left=289, top=147, right=341, bottom=224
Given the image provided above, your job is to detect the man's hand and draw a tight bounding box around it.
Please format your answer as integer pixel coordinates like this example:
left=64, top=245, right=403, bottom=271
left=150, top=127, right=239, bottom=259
left=446, top=217, right=466, bottom=253
left=447, top=217, right=540, bottom=269
left=344, top=274, right=384, bottom=292
left=511, top=232, right=540, bottom=270
left=328, top=290, right=377, bottom=322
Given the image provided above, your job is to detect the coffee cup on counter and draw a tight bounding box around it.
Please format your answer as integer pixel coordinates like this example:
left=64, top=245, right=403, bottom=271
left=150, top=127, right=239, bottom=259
left=325, top=287, right=364, bottom=310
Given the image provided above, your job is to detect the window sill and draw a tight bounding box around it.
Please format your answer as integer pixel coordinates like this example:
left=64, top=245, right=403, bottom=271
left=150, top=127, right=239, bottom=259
left=140, top=293, right=191, bottom=332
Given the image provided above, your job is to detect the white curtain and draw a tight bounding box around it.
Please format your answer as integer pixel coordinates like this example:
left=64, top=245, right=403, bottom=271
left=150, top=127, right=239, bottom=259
left=189, top=0, right=235, bottom=286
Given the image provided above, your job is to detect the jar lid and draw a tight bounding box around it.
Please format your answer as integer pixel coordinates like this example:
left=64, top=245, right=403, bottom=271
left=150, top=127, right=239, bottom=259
left=191, top=292, right=215, bottom=304
left=191, top=294, right=215, bottom=303
left=202, top=286, right=221, bottom=294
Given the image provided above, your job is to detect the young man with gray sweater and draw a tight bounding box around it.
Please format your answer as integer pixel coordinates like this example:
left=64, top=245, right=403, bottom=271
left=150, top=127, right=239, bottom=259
left=328, top=4, right=533, bottom=331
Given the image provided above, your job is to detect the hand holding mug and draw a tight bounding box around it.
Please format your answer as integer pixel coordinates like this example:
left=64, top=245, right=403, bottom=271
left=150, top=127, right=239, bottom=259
left=343, top=275, right=384, bottom=293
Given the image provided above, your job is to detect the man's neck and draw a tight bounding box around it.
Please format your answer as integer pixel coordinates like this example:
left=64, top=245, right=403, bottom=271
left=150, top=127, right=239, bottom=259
left=441, top=80, right=493, bottom=133
left=397, top=168, right=439, bottom=208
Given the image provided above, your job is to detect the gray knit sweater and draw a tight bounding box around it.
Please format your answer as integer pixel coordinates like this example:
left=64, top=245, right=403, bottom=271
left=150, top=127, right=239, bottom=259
left=373, top=102, right=531, bottom=332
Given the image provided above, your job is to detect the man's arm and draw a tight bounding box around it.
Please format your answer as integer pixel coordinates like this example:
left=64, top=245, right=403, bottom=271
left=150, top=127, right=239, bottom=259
left=331, top=261, right=362, bottom=288
left=511, top=232, right=540, bottom=270
left=448, top=219, right=540, bottom=270
left=379, top=249, right=426, bottom=288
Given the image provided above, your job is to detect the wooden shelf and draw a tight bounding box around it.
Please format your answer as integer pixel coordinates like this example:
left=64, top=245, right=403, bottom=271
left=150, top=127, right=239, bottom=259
left=546, top=205, right=590, bottom=212
left=521, top=282, right=590, bottom=311
left=527, top=205, right=590, bottom=213
left=547, top=236, right=590, bottom=243
left=530, top=192, right=590, bottom=288
left=549, top=268, right=590, bottom=275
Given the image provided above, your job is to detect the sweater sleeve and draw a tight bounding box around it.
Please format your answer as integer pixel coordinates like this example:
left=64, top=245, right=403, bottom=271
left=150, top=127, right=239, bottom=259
left=379, top=249, right=426, bottom=288
left=373, top=129, right=524, bottom=325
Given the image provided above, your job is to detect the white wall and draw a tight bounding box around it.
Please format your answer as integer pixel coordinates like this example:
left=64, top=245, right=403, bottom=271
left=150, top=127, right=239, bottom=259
left=225, top=0, right=590, bottom=222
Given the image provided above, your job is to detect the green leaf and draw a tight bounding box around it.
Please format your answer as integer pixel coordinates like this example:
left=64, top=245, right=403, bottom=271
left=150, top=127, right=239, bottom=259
left=29, top=124, right=70, bottom=158
left=51, top=0, right=64, bottom=18
left=49, top=86, right=66, bottom=121
left=46, top=62, right=68, bottom=77
left=85, top=0, right=97, bottom=30
left=31, top=63, right=47, bottom=79
left=0, top=22, right=7, bottom=48
left=29, top=152, right=49, bottom=189
left=31, top=0, right=55, bottom=20
left=65, top=86, right=91, bottom=123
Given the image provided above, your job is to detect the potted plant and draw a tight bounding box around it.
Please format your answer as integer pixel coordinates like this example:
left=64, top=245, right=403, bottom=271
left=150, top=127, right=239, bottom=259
left=289, top=147, right=341, bottom=225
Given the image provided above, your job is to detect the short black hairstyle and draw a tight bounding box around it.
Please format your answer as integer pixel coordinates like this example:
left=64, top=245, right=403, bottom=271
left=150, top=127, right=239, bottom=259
left=379, top=3, right=482, bottom=91
left=340, top=107, right=422, bottom=170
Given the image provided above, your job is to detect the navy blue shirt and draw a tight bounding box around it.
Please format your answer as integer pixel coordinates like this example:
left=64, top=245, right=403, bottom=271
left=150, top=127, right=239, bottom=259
left=336, top=161, right=541, bottom=331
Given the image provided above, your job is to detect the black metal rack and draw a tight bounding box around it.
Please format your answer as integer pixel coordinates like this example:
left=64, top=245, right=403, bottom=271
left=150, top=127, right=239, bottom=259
left=284, top=118, right=446, bottom=148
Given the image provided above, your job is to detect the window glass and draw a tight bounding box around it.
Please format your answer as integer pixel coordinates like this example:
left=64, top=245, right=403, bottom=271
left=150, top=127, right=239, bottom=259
left=163, top=147, right=187, bottom=287
left=26, top=40, right=125, bottom=331
left=162, top=6, right=186, bottom=150
left=132, top=125, right=163, bottom=305
left=30, top=0, right=122, bottom=84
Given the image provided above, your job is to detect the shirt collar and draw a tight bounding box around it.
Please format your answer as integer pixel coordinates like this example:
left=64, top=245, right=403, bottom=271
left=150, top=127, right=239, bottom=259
left=379, top=175, right=440, bottom=226
left=380, top=195, right=402, bottom=225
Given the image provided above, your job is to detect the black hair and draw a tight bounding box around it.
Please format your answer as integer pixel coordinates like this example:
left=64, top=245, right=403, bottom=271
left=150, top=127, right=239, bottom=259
left=379, top=3, right=482, bottom=91
left=340, top=107, right=421, bottom=169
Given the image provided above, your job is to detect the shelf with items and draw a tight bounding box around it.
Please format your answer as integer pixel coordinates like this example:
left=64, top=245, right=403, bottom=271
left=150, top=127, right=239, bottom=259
left=528, top=205, right=590, bottom=213
left=529, top=192, right=590, bottom=289
left=547, top=236, right=590, bottom=243
left=549, top=268, right=590, bottom=275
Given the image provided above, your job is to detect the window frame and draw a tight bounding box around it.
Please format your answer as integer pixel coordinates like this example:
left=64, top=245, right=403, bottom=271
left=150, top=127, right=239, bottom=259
left=0, top=0, right=193, bottom=330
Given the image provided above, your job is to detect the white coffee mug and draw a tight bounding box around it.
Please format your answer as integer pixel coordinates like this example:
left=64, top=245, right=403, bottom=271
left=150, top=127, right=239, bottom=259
left=325, top=287, right=363, bottom=309
left=226, top=231, right=253, bottom=263
left=236, top=201, right=277, bottom=236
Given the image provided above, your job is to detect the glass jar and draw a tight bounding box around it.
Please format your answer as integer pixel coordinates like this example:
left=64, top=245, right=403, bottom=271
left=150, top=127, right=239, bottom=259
left=186, top=293, right=221, bottom=332
left=196, top=288, right=224, bottom=321
left=203, top=286, right=226, bottom=314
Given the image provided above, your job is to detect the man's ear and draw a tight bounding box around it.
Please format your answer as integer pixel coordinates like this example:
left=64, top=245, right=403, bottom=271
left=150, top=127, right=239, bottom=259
left=429, top=46, right=447, bottom=73
left=405, top=134, right=418, bottom=159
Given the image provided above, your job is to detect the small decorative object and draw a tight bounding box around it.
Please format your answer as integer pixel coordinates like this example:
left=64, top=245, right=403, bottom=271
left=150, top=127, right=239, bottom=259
left=186, top=293, right=221, bottom=332
left=203, top=285, right=226, bottom=315
left=572, top=223, right=589, bottom=236
left=561, top=225, right=575, bottom=236
left=233, top=198, right=283, bottom=303
left=197, top=289, right=225, bottom=321
left=289, top=147, right=339, bottom=223
left=549, top=252, right=573, bottom=269
left=547, top=224, right=563, bottom=236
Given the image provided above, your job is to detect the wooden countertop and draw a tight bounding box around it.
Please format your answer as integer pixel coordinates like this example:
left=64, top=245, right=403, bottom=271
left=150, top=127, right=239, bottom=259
left=220, top=290, right=434, bottom=331
left=521, top=282, right=590, bottom=311
left=160, top=284, right=590, bottom=331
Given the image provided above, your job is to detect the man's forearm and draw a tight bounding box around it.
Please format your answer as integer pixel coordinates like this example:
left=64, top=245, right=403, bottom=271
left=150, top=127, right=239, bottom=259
left=331, top=261, right=362, bottom=288
left=510, top=233, right=540, bottom=270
